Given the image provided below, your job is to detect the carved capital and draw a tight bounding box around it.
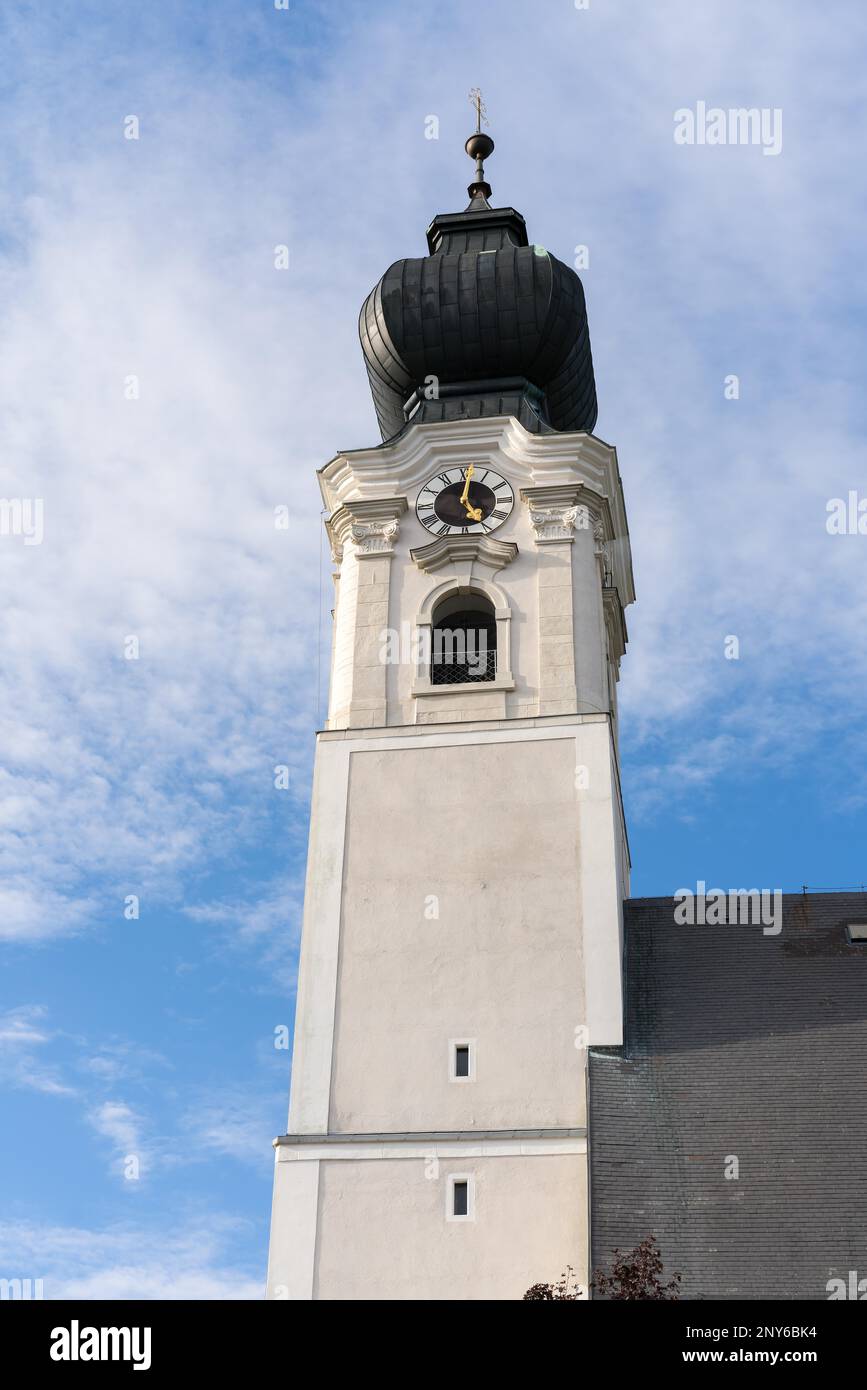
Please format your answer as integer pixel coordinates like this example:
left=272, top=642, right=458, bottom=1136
left=527, top=504, right=586, bottom=543
left=521, top=484, right=597, bottom=546
left=326, top=497, right=407, bottom=564
left=350, top=518, right=400, bottom=555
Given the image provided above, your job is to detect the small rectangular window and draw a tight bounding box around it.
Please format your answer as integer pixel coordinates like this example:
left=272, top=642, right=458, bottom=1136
left=847, top=923, right=867, bottom=943
left=449, top=1038, right=476, bottom=1082
left=446, top=1173, right=475, bottom=1222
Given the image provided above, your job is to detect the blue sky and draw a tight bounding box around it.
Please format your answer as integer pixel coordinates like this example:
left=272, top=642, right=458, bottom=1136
left=1, top=0, right=865, bottom=1296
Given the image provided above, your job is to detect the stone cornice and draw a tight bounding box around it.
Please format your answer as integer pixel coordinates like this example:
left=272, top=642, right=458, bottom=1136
left=320, top=418, right=620, bottom=506
left=519, top=483, right=585, bottom=509
left=603, top=585, right=628, bottom=665
left=275, top=1127, right=587, bottom=1146
left=409, top=534, right=518, bottom=576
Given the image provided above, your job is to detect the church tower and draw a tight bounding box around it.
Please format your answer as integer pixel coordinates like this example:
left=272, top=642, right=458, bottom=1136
left=267, top=119, right=635, bottom=1301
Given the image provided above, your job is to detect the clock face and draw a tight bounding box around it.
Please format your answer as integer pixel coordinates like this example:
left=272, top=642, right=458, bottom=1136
left=415, top=466, right=515, bottom=537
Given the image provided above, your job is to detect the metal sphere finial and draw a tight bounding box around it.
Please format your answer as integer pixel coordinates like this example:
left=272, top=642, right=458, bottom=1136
left=466, top=89, right=494, bottom=200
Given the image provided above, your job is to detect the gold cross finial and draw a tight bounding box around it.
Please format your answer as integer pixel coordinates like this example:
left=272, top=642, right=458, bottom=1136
left=468, top=88, right=488, bottom=134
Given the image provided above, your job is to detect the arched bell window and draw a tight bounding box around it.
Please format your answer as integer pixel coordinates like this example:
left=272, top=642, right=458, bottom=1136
left=430, top=592, right=497, bottom=685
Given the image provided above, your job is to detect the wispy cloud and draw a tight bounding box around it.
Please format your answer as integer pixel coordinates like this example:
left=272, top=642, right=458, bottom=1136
left=0, top=1000, right=282, bottom=1188
left=0, top=1215, right=262, bottom=1300
left=0, top=883, right=98, bottom=945
left=182, top=880, right=304, bottom=989
left=77, top=1039, right=171, bottom=1087
left=0, top=1005, right=76, bottom=1096
left=179, top=1087, right=279, bottom=1171
left=86, top=1100, right=148, bottom=1175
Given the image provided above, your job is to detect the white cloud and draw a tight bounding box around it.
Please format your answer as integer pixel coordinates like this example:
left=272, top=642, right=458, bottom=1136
left=78, top=1040, right=171, bottom=1086
left=0, top=1216, right=262, bottom=1300
left=0, top=49, right=326, bottom=944
left=179, top=1088, right=279, bottom=1171
left=0, top=1005, right=76, bottom=1097
left=182, top=880, right=303, bottom=989
left=88, top=1100, right=143, bottom=1155
left=0, top=1007, right=176, bottom=1107
left=0, top=882, right=97, bottom=944
left=85, top=1100, right=158, bottom=1185
left=0, top=997, right=279, bottom=1186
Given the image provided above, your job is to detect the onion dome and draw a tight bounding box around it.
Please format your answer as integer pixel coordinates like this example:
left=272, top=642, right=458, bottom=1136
left=359, top=126, right=598, bottom=442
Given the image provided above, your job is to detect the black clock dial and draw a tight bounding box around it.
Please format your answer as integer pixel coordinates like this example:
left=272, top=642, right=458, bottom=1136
left=434, top=480, right=497, bottom=527
left=415, top=466, right=514, bottom=536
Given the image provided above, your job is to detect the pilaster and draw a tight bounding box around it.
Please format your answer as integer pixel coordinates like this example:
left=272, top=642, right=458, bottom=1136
left=522, top=486, right=584, bottom=715
left=326, top=498, right=407, bottom=729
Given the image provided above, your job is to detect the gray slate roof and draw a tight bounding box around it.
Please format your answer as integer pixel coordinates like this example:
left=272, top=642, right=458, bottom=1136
left=589, top=892, right=867, bottom=1300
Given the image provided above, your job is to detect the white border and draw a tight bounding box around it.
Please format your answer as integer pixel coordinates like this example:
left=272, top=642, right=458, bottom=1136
left=275, top=1135, right=587, bottom=1163
left=449, top=1038, right=477, bottom=1083
left=446, top=1173, right=476, bottom=1223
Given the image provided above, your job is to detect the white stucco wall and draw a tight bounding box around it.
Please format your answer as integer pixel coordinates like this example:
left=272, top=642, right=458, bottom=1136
left=308, top=1149, right=587, bottom=1301
left=330, top=736, right=585, bottom=1132
left=286, top=717, right=626, bottom=1138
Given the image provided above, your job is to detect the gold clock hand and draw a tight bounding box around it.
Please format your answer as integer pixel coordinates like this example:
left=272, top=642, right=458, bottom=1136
left=459, top=466, right=482, bottom=520
left=459, top=464, right=475, bottom=507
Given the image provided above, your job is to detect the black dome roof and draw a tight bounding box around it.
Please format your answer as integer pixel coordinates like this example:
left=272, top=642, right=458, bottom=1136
left=358, top=135, right=598, bottom=442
